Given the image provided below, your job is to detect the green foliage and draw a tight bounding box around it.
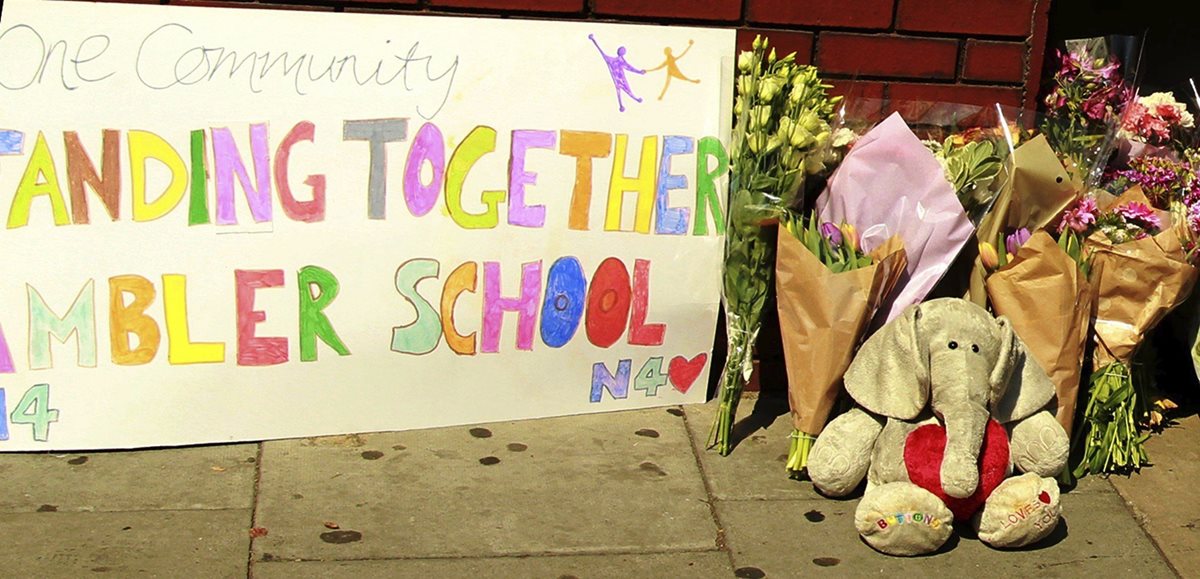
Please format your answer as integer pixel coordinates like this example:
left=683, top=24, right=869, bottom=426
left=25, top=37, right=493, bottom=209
left=936, top=138, right=1004, bottom=223
left=709, top=35, right=844, bottom=455
left=1057, top=228, right=1093, bottom=278
left=1074, top=362, right=1149, bottom=476
left=780, top=212, right=873, bottom=273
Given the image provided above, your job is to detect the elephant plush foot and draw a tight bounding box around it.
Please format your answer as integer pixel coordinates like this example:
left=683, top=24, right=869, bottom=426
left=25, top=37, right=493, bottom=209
left=974, top=472, right=1061, bottom=549
left=855, top=481, right=954, bottom=556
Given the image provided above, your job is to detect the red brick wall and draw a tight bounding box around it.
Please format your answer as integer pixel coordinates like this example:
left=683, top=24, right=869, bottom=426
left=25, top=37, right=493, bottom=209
left=125, top=0, right=1050, bottom=112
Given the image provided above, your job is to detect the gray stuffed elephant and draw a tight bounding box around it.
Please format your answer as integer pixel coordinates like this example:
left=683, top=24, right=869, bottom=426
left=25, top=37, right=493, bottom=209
left=807, top=298, right=1069, bottom=556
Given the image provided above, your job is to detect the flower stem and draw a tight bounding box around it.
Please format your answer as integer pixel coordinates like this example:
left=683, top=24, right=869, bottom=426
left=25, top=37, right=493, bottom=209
left=786, top=430, right=817, bottom=479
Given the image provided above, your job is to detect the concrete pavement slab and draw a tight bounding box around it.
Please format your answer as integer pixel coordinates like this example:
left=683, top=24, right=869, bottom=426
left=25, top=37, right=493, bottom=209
left=253, top=551, right=732, bottom=578
left=685, top=396, right=824, bottom=501
left=1110, top=413, right=1200, bottom=578
left=1063, top=472, right=1118, bottom=494
left=253, top=408, right=719, bottom=561
left=716, top=488, right=1174, bottom=577
left=0, top=508, right=250, bottom=577
left=0, top=445, right=258, bottom=513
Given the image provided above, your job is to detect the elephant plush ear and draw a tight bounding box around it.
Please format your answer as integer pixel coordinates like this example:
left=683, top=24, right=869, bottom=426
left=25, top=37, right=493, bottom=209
left=989, top=316, right=1056, bottom=423
left=845, top=304, right=929, bottom=420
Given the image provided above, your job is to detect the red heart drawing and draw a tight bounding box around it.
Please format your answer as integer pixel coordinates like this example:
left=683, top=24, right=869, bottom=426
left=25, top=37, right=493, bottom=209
left=1038, top=491, right=1051, bottom=504
left=904, top=418, right=1010, bottom=521
left=667, top=353, right=708, bottom=394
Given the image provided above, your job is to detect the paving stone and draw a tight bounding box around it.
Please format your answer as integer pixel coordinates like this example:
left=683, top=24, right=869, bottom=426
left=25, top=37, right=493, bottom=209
left=0, top=508, right=250, bottom=577
left=716, top=490, right=1174, bottom=577
left=685, top=397, right=824, bottom=501
left=1110, top=413, right=1200, bottom=577
left=1065, top=472, right=1118, bottom=494
left=254, top=408, right=718, bottom=560
left=0, top=445, right=258, bottom=513
left=254, top=551, right=731, bottom=578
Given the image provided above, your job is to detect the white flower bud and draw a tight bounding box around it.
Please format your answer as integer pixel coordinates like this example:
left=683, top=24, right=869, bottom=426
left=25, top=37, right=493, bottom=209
left=789, top=124, right=813, bottom=148
left=747, top=133, right=764, bottom=153
left=737, top=52, right=754, bottom=73
left=766, top=133, right=784, bottom=153
left=758, top=77, right=782, bottom=101
left=832, top=127, right=857, bottom=148
left=736, top=76, right=753, bottom=98
left=799, top=110, right=821, bottom=133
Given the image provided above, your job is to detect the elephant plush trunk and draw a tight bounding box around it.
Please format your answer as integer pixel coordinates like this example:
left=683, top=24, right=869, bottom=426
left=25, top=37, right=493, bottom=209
left=939, top=402, right=989, bottom=498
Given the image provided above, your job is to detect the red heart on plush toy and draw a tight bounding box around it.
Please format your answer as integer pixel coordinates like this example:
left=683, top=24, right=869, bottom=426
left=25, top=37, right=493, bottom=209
left=904, top=418, right=1010, bottom=521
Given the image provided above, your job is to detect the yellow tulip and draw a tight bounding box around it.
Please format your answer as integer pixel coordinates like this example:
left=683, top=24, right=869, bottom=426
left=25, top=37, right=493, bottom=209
left=839, top=223, right=859, bottom=253
left=979, top=242, right=999, bottom=270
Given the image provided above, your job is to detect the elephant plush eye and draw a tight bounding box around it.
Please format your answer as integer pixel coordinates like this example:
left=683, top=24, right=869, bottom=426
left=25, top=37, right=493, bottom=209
left=971, top=344, right=980, bottom=353
left=948, top=341, right=958, bottom=350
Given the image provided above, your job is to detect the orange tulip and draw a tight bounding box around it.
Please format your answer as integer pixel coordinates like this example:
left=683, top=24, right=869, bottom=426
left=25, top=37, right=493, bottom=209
left=979, top=242, right=999, bottom=270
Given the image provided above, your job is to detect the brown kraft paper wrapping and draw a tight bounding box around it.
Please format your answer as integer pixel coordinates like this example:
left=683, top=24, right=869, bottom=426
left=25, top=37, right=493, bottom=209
left=967, top=135, right=1081, bottom=306
left=776, top=235, right=907, bottom=435
left=987, top=231, right=1092, bottom=434
left=1087, top=188, right=1199, bottom=367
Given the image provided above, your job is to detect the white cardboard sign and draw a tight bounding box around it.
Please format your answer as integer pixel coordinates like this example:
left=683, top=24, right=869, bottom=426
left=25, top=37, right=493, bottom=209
left=0, top=0, right=733, bottom=449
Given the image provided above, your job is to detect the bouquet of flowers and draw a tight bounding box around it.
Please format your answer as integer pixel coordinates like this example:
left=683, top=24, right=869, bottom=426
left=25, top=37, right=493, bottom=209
left=707, top=36, right=844, bottom=455
left=815, top=112, right=976, bottom=326
left=1063, top=189, right=1197, bottom=476
left=1118, top=91, right=1195, bottom=155
left=966, top=132, right=1080, bottom=307
left=984, top=225, right=1093, bottom=440
left=1040, top=37, right=1140, bottom=185
left=774, top=211, right=906, bottom=476
left=1103, top=130, right=1200, bottom=429
left=1106, top=155, right=1200, bottom=251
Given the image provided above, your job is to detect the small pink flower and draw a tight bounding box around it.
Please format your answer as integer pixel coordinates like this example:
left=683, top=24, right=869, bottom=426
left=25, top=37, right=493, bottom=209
left=1083, top=93, right=1110, bottom=121
left=1188, top=205, right=1200, bottom=236
left=1121, top=101, right=1149, bottom=132
left=1144, top=116, right=1171, bottom=143
left=1114, top=201, right=1162, bottom=230
left=1058, top=196, right=1100, bottom=234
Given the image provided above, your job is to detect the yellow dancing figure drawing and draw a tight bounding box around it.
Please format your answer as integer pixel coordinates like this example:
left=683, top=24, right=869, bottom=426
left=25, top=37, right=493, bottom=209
left=646, top=40, right=700, bottom=100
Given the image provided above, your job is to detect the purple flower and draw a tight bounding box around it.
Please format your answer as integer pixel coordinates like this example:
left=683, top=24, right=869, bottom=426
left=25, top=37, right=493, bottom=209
left=1005, top=228, right=1032, bottom=256
left=1114, top=202, right=1162, bottom=230
left=1112, top=157, right=1196, bottom=208
left=819, top=222, right=843, bottom=247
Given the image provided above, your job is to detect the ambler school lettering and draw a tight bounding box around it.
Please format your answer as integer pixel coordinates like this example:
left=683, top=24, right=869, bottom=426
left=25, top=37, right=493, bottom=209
left=0, top=119, right=730, bottom=370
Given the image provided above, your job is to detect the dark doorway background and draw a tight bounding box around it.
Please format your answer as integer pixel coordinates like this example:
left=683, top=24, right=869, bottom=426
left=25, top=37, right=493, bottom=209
left=1046, top=0, right=1200, bottom=101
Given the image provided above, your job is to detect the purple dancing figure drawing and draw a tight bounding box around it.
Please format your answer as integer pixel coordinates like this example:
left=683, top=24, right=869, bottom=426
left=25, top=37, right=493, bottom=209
left=589, top=34, right=645, bottom=112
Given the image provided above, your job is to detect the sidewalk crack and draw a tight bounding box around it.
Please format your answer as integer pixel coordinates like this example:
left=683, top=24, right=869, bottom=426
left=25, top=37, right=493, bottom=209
left=246, top=442, right=265, bottom=579
left=680, top=404, right=736, bottom=573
